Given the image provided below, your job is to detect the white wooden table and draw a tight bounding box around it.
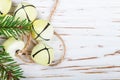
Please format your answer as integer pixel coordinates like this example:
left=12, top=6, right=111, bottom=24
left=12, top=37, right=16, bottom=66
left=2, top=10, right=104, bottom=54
left=11, top=0, right=120, bottom=80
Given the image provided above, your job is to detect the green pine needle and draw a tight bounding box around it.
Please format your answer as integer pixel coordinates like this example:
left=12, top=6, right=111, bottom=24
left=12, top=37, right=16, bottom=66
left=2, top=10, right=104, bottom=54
left=0, top=15, right=31, bottom=38
left=0, top=15, right=32, bottom=80
left=0, top=46, right=24, bottom=80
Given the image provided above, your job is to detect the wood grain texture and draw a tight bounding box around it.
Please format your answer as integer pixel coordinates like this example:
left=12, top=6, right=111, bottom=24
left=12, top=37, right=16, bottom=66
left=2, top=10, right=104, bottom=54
left=10, top=0, right=120, bottom=80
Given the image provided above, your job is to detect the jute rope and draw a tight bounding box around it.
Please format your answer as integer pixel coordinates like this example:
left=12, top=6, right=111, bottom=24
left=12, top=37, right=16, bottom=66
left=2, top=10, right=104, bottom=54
left=48, top=0, right=66, bottom=66
left=50, top=32, right=66, bottom=66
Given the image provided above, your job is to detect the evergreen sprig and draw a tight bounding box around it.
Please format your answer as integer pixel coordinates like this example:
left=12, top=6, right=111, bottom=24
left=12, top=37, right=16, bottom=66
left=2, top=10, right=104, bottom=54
left=0, top=46, right=24, bottom=80
left=0, top=15, right=31, bottom=38
left=0, top=15, right=32, bottom=80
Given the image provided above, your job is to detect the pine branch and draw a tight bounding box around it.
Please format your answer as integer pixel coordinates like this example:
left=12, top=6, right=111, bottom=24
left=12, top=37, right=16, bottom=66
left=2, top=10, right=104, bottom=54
left=0, top=46, right=24, bottom=80
left=0, top=15, right=31, bottom=38
left=0, top=15, right=32, bottom=80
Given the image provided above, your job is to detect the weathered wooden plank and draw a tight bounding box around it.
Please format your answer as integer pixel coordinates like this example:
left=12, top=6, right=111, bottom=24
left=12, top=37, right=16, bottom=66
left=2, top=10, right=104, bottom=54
left=9, top=0, right=120, bottom=80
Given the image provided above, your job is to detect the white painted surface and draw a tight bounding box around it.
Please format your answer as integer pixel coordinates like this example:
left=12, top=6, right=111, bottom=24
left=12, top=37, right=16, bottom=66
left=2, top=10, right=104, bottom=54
left=10, top=0, right=120, bottom=80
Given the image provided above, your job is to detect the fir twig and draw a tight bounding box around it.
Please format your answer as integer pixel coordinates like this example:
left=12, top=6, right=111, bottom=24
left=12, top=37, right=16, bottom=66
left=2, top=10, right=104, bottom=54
left=0, top=15, right=31, bottom=38
left=0, top=46, right=24, bottom=80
